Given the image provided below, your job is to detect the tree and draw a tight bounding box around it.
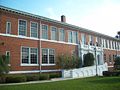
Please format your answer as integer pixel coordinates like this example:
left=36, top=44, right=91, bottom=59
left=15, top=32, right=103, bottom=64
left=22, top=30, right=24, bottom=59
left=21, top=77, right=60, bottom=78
left=0, top=55, right=9, bottom=83
left=56, top=54, right=82, bottom=70
left=84, top=53, right=94, bottom=67
left=114, top=56, right=120, bottom=70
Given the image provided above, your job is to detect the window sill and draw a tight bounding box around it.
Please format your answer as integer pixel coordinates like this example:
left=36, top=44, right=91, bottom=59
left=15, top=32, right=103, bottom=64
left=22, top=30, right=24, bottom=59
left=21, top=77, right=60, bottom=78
left=41, top=64, right=56, bottom=66
left=21, top=64, right=39, bottom=66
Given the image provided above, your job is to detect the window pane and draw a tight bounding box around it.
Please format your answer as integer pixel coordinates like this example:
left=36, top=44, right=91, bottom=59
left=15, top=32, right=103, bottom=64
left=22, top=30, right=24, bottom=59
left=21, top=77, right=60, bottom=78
left=22, top=47, right=29, bottom=64
left=81, top=33, right=86, bottom=44
left=6, top=22, right=11, bottom=34
left=49, top=49, right=55, bottom=64
left=42, top=49, right=48, bottom=64
left=73, top=31, right=77, bottom=43
left=42, top=25, right=48, bottom=39
left=59, top=29, right=65, bottom=41
left=31, top=22, right=38, bottom=38
left=51, top=27, right=57, bottom=40
left=68, top=31, right=72, bottom=43
left=30, top=48, right=37, bottom=64
left=19, top=20, right=27, bottom=36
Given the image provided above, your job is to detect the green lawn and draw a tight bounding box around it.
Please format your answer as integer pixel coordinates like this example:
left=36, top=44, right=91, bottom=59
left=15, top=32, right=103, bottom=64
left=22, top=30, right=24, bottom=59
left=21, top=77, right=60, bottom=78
left=0, top=76, right=120, bottom=90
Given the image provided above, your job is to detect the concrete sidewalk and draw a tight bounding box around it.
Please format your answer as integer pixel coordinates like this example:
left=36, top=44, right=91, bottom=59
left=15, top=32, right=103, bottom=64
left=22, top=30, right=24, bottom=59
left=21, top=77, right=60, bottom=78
left=0, top=77, right=75, bottom=86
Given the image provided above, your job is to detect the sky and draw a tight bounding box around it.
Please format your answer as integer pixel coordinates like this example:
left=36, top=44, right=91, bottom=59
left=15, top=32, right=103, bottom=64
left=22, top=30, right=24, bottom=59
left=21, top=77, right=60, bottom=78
left=0, top=0, right=120, bottom=37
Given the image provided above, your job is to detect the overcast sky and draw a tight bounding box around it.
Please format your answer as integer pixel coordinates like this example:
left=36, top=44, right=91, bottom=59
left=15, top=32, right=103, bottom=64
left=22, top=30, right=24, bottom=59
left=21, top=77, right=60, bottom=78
left=1, top=0, right=120, bottom=37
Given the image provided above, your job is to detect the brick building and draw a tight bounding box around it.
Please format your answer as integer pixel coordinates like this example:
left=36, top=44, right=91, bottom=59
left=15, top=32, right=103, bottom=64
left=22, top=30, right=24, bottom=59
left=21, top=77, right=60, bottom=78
left=0, top=6, right=120, bottom=74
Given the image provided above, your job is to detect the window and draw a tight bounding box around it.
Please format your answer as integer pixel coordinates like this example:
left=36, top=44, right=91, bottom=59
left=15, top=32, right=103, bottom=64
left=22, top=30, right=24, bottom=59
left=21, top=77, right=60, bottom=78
left=104, top=54, right=106, bottom=62
left=30, top=22, right=38, bottom=38
left=59, top=28, right=65, bottom=41
left=68, top=31, right=78, bottom=43
left=42, top=49, right=55, bottom=65
left=109, top=54, right=112, bottom=63
left=22, top=47, right=29, bottom=64
left=42, top=49, right=48, bottom=64
left=105, top=39, right=108, bottom=48
left=51, top=26, right=57, bottom=40
left=19, top=20, right=27, bottom=36
left=49, top=49, right=55, bottom=64
left=73, top=31, right=78, bottom=43
left=21, top=47, right=38, bottom=65
left=68, top=31, right=72, bottom=43
left=42, top=24, right=48, bottom=39
left=89, top=35, right=94, bottom=45
left=6, top=51, right=10, bottom=64
left=6, top=22, right=11, bottom=34
left=81, top=33, right=86, bottom=44
left=30, top=48, right=38, bottom=64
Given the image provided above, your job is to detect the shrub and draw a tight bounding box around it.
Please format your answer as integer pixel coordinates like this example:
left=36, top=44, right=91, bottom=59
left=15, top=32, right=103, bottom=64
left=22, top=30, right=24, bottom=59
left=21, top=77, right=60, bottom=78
left=49, top=73, right=61, bottom=78
left=56, top=54, right=82, bottom=69
left=6, top=75, right=26, bottom=83
left=39, top=74, right=49, bottom=80
left=26, top=74, right=39, bottom=81
left=114, top=56, right=120, bottom=70
left=84, top=53, right=94, bottom=67
left=103, top=71, right=112, bottom=76
left=103, top=71, right=120, bottom=76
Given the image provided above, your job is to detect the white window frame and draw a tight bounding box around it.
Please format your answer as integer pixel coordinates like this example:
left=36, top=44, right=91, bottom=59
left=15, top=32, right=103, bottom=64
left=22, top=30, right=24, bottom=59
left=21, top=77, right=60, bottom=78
left=30, top=21, right=38, bottom=38
left=18, top=19, right=27, bottom=36
left=42, top=24, right=48, bottom=39
left=59, top=28, right=65, bottom=42
left=51, top=26, right=57, bottom=41
left=21, top=46, right=38, bottom=66
left=42, top=48, right=55, bottom=66
left=6, top=22, right=11, bottom=34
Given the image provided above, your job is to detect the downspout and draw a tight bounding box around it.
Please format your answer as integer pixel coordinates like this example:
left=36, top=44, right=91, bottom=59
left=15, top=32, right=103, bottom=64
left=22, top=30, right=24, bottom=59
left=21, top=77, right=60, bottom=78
left=38, top=20, right=42, bottom=74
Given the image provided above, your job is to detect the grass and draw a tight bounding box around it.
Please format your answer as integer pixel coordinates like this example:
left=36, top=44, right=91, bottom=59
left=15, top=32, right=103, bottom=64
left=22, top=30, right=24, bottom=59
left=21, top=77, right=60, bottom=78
left=0, top=76, right=120, bottom=90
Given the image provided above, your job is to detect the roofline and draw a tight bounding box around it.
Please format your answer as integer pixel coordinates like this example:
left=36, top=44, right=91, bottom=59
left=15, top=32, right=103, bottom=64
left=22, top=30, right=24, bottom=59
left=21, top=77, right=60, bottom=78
left=0, top=5, right=119, bottom=41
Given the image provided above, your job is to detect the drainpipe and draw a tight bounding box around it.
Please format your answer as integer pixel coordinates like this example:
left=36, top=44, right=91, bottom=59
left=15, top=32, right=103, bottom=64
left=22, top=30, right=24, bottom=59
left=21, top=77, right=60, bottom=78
left=38, top=20, right=42, bottom=74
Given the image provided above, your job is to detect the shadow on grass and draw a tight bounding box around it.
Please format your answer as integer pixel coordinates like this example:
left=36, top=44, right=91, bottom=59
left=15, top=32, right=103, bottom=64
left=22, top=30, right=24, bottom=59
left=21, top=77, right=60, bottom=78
left=89, top=77, right=120, bottom=84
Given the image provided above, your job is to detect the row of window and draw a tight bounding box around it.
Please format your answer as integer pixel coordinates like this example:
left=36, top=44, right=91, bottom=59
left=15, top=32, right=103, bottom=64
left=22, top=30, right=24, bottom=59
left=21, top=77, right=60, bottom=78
left=6, top=20, right=120, bottom=46
left=81, top=33, right=120, bottom=50
left=104, top=54, right=116, bottom=63
left=21, top=47, right=55, bottom=65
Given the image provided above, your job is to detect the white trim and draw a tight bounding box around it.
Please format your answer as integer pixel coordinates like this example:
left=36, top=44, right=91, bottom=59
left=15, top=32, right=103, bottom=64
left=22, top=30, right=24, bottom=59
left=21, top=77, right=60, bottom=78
left=41, top=64, right=56, bottom=66
left=30, top=21, right=38, bottom=38
left=9, top=69, right=61, bottom=74
left=18, top=19, right=27, bottom=36
left=20, top=64, right=39, bottom=66
left=0, top=33, right=39, bottom=40
left=40, top=39, right=78, bottom=45
left=6, top=21, right=11, bottom=34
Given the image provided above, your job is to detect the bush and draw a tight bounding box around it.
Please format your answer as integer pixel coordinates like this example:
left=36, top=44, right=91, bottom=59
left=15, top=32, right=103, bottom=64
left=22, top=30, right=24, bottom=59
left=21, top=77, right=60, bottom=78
left=6, top=75, right=26, bottom=83
left=26, top=74, right=39, bottom=81
left=103, top=71, right=112, bottom=76
left=114, top=56, right=120, bottom=70
left=39, top=74, right=49, bottom=80
left=84, top=53, right=94, bottom=67
left=49, top=73, right=61, bottom=78
left=103, top=71, right=120, bottom=76
left=56, top=54, right=82, bottom=69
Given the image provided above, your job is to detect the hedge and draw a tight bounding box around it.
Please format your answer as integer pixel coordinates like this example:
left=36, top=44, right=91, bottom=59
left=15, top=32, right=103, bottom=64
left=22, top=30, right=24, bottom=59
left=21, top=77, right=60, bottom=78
left=39, top=74, right=49, bottom=80
left=26, top=74, right=39, bottom=81
left=103, top=71, right=120, bottom=76
left=49, top=73, right=61, bottom=78
left=5, top=75, right=26, bottom=83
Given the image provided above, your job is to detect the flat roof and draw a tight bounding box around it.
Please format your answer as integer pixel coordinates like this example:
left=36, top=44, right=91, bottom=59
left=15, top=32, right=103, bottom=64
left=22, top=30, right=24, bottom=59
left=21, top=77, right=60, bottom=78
left=0, top=5, right=119, bottom=41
